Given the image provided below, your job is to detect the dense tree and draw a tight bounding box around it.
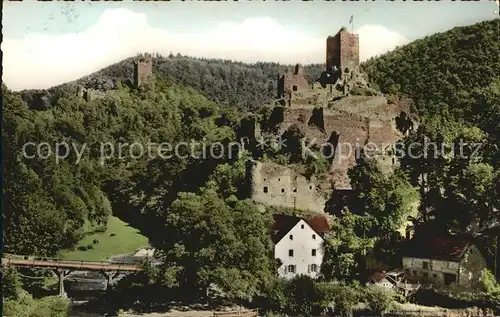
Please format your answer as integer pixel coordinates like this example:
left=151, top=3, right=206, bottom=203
left=321, top=212, right=375, bottom=282
left=152, top=188, right=274, bottom=301
left=348, top=159, right=419, bottom=237
left=363, top=19, right=500, bottom=144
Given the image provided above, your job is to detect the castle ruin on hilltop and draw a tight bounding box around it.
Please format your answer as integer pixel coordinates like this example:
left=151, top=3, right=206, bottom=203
left=134, top=55, right=153, bottom=87
left=76, top=54, right=154, bottom=101
left=243, top=27, right=417, bottom=213
left=277, top=27, right=370, bottom=108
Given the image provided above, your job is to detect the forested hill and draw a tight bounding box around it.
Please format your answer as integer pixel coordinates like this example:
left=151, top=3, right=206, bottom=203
left=63, top=56, right=324, bottom=110
left=2, top=79, right=242, bottom=256
left=363, top=19, right=500, bottom=141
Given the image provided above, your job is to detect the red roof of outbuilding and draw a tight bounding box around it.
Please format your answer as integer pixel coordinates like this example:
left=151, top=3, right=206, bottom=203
left=401, top=237, right=472, bottom=262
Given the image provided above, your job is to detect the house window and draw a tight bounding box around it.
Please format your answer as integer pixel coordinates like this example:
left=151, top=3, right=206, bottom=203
left=309, top=185, right=312, bottom=190
left=293, top=188, right=297, bottom=193
left=423, top=272, right=429, bottom=279
left=301, top=224, right=304, bottom=229
left=312, top=249, right=317, bottom=256
left=433, top=273, right=437, bottom=279
left=292, top=85, right=298, bottom=91
left=281, top=188, right=285, bottom=193
left=312, top=234, right=316, bottom=240
left=423, top=262, right=429, bottom=270
left=310, top=264, right=318, bottom=272
left=288, top=249, right=294, bottom=257
left=289, top=235, right=293, bottom=240
left=412, top=270, right=417, bottom=276
left=263, top=186, right=268, bottom=193
left=444, top=273, right=457, bottom=285
left=278, top=178, right=281, bottom=181
left=287, top=265, right=296, bottom=273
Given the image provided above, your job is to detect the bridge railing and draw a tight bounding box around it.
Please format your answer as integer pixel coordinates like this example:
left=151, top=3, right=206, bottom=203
left=2, top=254, right=141, bottom=272
left=4, top=253, right=131, bottom=264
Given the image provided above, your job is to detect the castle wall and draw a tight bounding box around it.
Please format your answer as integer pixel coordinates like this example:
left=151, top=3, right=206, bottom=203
left=247, top=161, right=326, bottom=213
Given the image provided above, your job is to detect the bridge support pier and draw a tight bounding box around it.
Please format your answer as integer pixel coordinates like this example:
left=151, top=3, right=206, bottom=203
left=54, top=269, right=72, bottom=298
left=100, top=271, right=122, bottom=290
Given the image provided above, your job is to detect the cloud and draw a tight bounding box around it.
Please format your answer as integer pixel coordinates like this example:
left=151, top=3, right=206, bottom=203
left=1, top=8, right=409, bottom=90
left=357, top=25, right=410, bottom=61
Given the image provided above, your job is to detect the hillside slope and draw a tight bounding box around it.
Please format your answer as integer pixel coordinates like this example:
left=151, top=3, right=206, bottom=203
left=363, top=19, right=500, bottom=140
left=2, top=78, right=239, bottom=257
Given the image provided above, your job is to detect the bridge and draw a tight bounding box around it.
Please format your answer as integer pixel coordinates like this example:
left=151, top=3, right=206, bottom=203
left=2, top=254, right=142, bottom=298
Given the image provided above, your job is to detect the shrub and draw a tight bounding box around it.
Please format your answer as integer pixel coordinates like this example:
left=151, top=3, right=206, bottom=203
left=3, top=291, right=70, bottom=317
left=480, top=269, right=500, bottom=294
left=365, top=285, right=395, bottom=315
left=349, top=87, right=377, bottom=96
left=2, top=266, right=23, bottom=300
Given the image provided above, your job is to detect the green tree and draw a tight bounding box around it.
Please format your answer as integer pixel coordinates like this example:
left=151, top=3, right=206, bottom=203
left=348, top=159, right=419, bottom=237
left=321, top=213, right=375, bottom=282
left=155, top=188, right=274, bottom=301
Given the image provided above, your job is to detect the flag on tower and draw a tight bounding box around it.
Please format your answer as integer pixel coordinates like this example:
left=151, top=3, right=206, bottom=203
left=349, top=15, right=353, bottom=24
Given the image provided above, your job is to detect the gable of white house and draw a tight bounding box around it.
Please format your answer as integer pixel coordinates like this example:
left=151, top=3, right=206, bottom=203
left=274, top=219, right=324, bottom=279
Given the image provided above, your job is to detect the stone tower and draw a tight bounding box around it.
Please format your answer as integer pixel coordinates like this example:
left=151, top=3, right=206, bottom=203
left=134, top=57, right=153, bottom=87
left=326, top=27, right=359, bottom=74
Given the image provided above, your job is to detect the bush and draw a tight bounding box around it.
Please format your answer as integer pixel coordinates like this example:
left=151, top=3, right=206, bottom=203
left=480, top=269, right=500, bottom=294
left=349, top=87, right=377, bottom=96
left=2, top=266, right=23, bottom=300
left=3, top=291, right=69, bottom=317
left=28, top=296, right=69, bottom=317
left=365, top=285, right=395, bottom=315
left=286, top=275, right=323, bottom=316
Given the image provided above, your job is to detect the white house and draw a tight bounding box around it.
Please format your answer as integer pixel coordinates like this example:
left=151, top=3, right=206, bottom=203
left=401, top=236, right=487, bottom=288
left=271, top=214, right=330, bottom=279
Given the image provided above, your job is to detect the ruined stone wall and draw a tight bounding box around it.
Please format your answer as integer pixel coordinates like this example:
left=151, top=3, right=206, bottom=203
left=277, top=64, right=309, bottom=99
left=247, top=160, right=326, bottom=213
left=134, top=60, right=153, bottom=87
left=368, top=121, right=400, bottom=148
left=326, top=28, right=359, bottom=74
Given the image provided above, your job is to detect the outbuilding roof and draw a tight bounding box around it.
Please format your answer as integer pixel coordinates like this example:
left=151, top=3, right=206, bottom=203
left=401, top=236, right=472, bottom=262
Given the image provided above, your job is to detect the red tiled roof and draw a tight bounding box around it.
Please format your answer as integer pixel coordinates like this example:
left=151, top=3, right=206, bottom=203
left=307, top=215, right=331, bottom=233
left=402, top=237, right=472, bottom=262
left=271, top=214, right=330, bottom=244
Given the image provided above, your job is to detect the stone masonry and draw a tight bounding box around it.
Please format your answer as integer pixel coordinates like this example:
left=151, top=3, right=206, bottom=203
left=326, top=27, right=360, bottom=74
left=134, top=58, right=153, bottom=87
left=277, top=64, right=309, bottom=107
left=246, top=160, right=327, bottom=213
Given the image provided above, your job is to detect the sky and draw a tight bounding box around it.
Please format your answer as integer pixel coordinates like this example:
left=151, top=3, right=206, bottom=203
left=2, top=1, right=497, bottom=91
